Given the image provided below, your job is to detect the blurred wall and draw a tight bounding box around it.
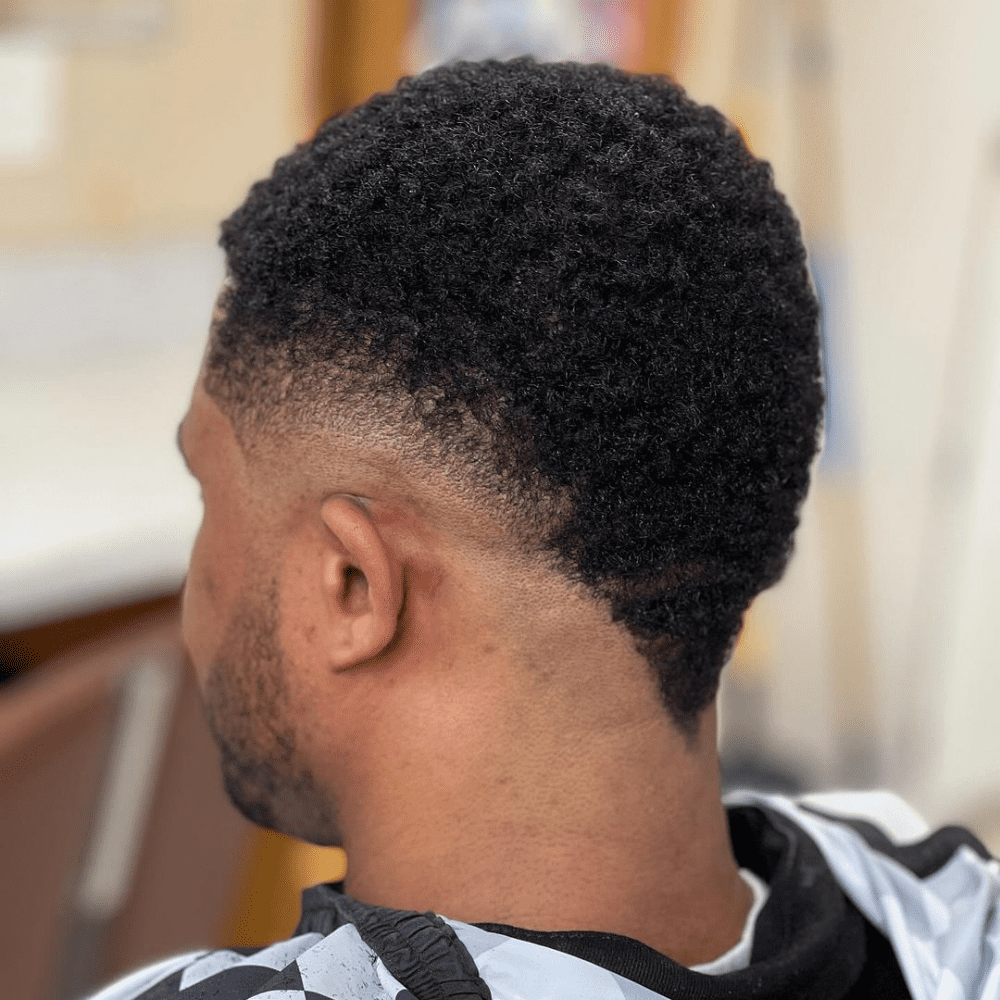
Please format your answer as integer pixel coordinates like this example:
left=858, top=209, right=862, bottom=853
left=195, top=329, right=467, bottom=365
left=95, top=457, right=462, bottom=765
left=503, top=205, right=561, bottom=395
left=0, top=0, right=309, bottom=242
left=1, top=0, right=311, bottom=631
left=831, top=0, right=1000, bottom=827
left=678, top=0, right=1000, bottom=839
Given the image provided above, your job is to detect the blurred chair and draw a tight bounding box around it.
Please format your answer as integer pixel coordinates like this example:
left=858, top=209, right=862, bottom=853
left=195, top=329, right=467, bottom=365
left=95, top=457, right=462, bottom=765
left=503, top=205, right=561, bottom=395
left=0, top=606, right=252, bottom=1000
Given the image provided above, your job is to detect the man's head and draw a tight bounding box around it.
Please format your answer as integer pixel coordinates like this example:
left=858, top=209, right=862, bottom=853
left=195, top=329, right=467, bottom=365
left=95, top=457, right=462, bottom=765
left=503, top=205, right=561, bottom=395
left=180, top=58, right=821, bottom=846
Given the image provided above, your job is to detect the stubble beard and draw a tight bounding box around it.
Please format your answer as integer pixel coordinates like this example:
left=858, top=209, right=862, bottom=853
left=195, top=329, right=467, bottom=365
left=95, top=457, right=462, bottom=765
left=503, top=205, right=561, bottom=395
left=201, top=579, right=343, bottom=846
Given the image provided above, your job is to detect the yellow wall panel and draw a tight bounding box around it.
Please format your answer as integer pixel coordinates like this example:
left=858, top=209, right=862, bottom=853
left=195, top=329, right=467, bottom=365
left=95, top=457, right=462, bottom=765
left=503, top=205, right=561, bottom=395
left=0, top=0, right=311, bottom=244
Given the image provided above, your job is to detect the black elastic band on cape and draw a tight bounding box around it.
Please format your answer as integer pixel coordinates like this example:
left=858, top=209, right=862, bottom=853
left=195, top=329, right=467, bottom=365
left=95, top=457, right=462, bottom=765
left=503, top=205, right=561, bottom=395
left=296, top=883, right=492, bottom=1000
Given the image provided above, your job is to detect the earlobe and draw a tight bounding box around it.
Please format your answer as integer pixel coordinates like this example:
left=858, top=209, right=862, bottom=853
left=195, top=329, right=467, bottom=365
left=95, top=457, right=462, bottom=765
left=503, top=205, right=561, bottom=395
left=320, top=495, right=404, bottom=670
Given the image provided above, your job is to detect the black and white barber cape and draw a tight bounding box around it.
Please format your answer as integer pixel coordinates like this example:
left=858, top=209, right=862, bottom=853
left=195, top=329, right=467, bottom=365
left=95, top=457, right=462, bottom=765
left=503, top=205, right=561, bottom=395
left=88, top=791, right=1000, bottom=1000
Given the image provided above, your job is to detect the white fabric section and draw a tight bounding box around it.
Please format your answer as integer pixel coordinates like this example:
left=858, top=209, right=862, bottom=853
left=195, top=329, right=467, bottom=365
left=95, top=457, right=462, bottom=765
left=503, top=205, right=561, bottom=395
left=84, top=951, right=205, bottom=1000
left=375, top=959, right=411, bottom=999
left=173, top=934, right=323, bottom=993
left=798, top=789, right=932, bottom=843
left=242, top=992, right=305, bottom=1000
left=690, top=867, right=770, bottom=975
left=449, top=921, right=667, bottom=1000
left=474, top=936, right=626, bottom=1000
left=295, top=924, right=391, bottom=1000
left=178, top=950, right=251, bottom=990
left=246, top=933, right=325, bottom=972
left=729, top=791, right=1000, bottom=1000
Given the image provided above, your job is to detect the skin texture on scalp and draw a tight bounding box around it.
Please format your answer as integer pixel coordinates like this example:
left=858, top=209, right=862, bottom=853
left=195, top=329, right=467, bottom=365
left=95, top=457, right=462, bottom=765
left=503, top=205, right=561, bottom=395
left=205, top=58, right=823, bottom=735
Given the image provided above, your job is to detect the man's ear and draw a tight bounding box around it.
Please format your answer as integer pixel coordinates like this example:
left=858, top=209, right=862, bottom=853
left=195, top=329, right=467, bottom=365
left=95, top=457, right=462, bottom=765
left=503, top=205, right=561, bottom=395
left=319, top=495, right=404, bottom=670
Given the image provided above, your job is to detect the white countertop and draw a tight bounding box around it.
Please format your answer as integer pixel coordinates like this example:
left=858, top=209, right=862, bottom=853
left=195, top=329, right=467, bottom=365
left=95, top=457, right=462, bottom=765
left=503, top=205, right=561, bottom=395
left=1, top=239, right=222, bottom=630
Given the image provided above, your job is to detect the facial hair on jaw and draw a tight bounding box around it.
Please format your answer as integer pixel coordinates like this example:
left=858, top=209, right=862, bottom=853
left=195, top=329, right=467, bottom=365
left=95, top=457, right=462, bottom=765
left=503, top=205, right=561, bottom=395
left=201, top=579, right=343, bottom=845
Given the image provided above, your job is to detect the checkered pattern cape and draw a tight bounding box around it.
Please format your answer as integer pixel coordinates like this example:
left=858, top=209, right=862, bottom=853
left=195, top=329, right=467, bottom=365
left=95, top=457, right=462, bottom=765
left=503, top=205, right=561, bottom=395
left=88, top=792, right=1000, bottom=1000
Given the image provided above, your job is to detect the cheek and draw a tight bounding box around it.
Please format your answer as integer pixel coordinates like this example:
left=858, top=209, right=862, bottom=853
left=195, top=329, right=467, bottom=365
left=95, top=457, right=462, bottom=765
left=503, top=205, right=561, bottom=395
left=274, top=527, right=334, bottom=666
left=181, top=508, right=251, bottom=686
left=181, top=520, right=217, bottom=687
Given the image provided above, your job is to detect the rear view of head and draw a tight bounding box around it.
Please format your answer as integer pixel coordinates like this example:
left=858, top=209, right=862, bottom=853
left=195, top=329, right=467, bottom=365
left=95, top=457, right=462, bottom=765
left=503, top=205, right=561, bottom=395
left=207, top=58, right=822, bottom=736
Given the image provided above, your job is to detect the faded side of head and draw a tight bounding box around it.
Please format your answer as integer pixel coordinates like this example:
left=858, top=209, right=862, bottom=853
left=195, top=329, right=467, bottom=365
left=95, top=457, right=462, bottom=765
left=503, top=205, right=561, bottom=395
left=205, top=58, right=823, bottom=737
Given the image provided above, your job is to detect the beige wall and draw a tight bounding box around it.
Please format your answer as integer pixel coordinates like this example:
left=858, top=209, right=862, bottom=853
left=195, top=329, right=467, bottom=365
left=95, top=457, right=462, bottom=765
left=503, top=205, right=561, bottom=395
left=0, top=0, right=311, bottom=244
left=1, top=1, right=312, bottom=628
left=678, top=0, right=1000, bottom=838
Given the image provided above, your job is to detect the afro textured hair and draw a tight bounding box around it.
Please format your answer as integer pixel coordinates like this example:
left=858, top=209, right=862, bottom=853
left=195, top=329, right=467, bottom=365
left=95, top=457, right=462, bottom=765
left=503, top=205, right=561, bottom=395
left=208, top=58, right=823, bottom=736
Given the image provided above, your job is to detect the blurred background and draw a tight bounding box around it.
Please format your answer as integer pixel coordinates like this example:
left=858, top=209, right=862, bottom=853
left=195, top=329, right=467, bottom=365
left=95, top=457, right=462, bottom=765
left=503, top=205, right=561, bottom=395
left=2, top=1, right=999, bottom=997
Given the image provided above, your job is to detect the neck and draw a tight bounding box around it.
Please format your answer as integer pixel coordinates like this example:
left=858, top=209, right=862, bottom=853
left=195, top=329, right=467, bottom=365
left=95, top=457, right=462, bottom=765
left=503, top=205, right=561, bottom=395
left=339, top=701, right=750, bottom=966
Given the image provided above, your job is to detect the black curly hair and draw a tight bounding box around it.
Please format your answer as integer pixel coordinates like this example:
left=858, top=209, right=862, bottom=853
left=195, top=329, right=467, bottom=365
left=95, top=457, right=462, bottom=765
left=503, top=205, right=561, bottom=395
left=207, top=58, right=823, bottom=736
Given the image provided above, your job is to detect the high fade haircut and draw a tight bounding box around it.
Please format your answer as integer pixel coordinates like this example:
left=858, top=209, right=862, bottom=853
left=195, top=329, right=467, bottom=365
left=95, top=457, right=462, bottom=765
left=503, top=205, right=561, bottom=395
left=207, top=57, right=823, bottom=736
